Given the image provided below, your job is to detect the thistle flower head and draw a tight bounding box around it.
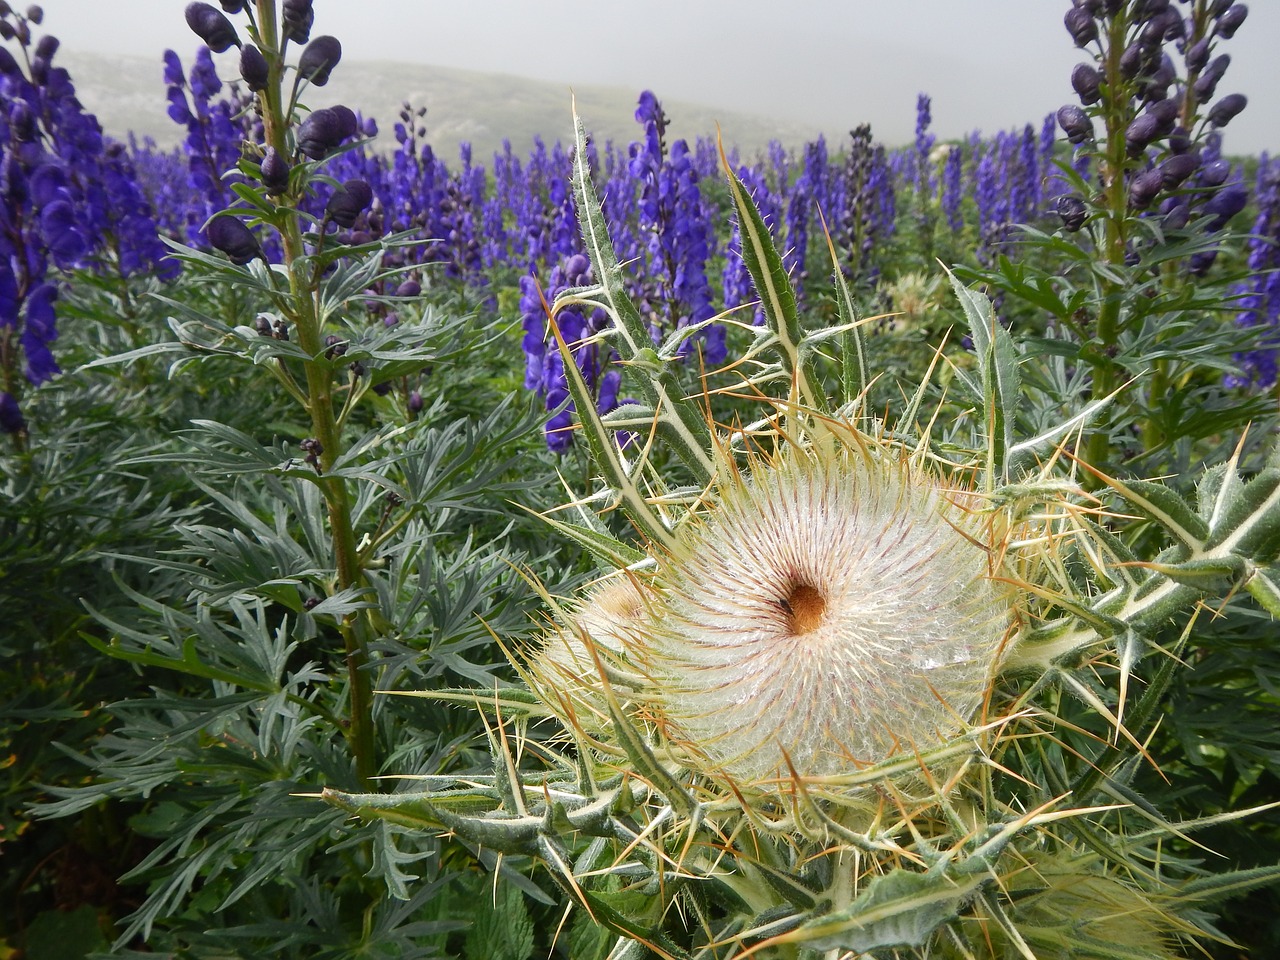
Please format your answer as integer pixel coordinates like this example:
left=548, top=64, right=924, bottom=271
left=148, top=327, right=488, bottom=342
left=525, top=575, right=654, bottom=734
left=647, top=443, right=1015, bottom=785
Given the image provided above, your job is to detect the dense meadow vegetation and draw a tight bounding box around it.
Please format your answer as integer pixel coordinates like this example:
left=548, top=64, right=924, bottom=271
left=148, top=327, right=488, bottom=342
left=3, top=0, right=1280, bottom=957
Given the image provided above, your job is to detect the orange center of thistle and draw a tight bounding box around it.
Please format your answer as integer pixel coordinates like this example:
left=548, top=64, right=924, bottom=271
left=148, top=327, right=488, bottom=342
left=782, top=582, right=827, bottom=635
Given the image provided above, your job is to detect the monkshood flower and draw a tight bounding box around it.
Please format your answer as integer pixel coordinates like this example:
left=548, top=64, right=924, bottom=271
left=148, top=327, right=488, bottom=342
left=520, top=253, right=618, bottom=452
left=1, top=8, right=173, bottom=433
left=1229, top=156, right=1280, bottom=386
left=782, top=138, right=829, bottom=298
left=1053, top=0, right=1252, bottom=227
left=941, top=145, right=964, bottom=232
left=839, top=123, right=894, bottom=283
left=162, top=46, right=250, bottom=243
left=914, top=92, right=935, bottom=194
left=629, top=91, right=722, bottom=364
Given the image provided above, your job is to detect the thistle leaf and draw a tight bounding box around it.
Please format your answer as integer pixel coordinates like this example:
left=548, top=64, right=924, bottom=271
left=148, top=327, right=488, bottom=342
left=945, top=268, right=1020, bottom=486
left=785, top=868, right=984, bottom=952
left=718, top=134, right=826, bottom=415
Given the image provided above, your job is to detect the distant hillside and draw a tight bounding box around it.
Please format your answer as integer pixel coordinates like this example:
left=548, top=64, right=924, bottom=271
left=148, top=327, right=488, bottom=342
left=61, top=50, right=833, bottom=163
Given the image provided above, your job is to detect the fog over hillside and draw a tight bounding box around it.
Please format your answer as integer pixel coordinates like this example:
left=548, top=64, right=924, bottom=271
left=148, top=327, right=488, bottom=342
left=63, top=50, right=836, bottom=164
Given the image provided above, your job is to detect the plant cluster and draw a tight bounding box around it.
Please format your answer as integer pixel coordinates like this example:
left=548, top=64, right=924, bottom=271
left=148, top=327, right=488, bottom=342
left=1, top=0, right=1278, bottom=957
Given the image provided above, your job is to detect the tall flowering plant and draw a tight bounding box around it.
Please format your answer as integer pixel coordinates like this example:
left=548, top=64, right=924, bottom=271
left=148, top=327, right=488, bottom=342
left=963, top=0, right=1261, bottom=479
left=37, top=1, right=554, bottom=951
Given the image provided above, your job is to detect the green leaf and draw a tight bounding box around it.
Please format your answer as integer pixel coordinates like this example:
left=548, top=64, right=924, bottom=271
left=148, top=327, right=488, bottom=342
left=945, top=268, right=1020, bottom=487
left=465, top=881, right=536, bottom=960
left=788, top=868, right=983, bottom=952
left=720, top=139, right=826, bottom=415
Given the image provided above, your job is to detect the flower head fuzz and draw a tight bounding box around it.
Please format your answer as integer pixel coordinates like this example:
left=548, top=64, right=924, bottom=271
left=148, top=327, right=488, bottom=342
left=650, top=447, right=1013, bottom=784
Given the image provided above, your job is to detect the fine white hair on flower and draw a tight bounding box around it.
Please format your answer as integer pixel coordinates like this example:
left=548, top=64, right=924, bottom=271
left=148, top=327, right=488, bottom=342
left=649, top=447, right=1014, bottom=783
left=527, top=574, right=655, bottom=732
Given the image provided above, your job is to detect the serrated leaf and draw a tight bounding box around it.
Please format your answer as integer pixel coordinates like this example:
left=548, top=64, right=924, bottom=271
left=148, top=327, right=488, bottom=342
left=465, top=881, right=535, bottom=960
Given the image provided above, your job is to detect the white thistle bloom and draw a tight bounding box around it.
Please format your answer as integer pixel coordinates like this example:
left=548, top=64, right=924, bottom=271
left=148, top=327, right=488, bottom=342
left=649, top=447, right=1014, bottom=783
left=527, top=575, right=653, bottom=731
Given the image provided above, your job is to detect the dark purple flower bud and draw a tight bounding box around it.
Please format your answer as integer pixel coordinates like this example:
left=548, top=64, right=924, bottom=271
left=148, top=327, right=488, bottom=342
left=1159, top=10, right=1185, bottom=41
left=281, top=0, right=313, bottom=43
left=219, top=0, right=244, bottom=11
left=297, top=35, right=341, bottom=86
left=1057, top=104, right=1094, bottom=144
left=1207, top=92, right=1247, bottom=126
left=1204, top=182, right=1247, bottom=229
left=1215, top=4, right=1247, bottom=38
left=325, top=179, right=372, bottom=228
left=1160, top=196, right=1190, bottom=230
left=1189, top=249, right=1218, bottom=275
left=408, top=390, right=423, bottom=415
left=25, top=4, right=41, bottom=23
left=1137, top=0, right=1169, bottom=18
left=1073, top=0, right=1103, bottom=14
left=1159, top=153, right=1199, bottom=187
left=8, top=100, right=36, bottom=141
left=254, top=314, right=272, bottom=336
left=206, top=214, right=262, bottom=264
left=1125, top=112, right=1162, bottom=156
left=296, top=107, right=347, bottom=159
left=395, top=279, right=421, bottom=298
left=331, top=104, right=358, bottom=140
left=324, top=334, right=347, bottom=359
left=1065, top=7, right=1098, bottom=46
left=1147, top=97, right=1178, bottom=134
left=239, top=44, right=268, bottom=91
left=1194, top=54, right=1230, bottom=99
left=1209, top=0, right=1234, bottom=14
left=1056, top=195, right=1088, bottom=231
left=1168, top=125, right=1192, bottom=154
left=1185, top=37, right=1210, bottom=71
left=1200, top=158, right=1232, bottom=186
left=260, top=146, right=289, bottom=194
left=184, top=2, right=240, bottom=53
left=1120, top=40, right=1149, bottom=80
left=0, top=22, right=13, bottom=42
left=34, top=34, right=56, bottom=59
left=1071, top=63, right=1102, bottom=105
left=1128, top=168, right=1165, bottom=208
left=0, top=392, right=25, bottom=435
left=0, top=47, right=17, bottom=76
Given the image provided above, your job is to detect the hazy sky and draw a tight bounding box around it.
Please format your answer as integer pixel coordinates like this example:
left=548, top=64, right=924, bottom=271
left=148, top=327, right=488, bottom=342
left=31, top=0, right=1280, bottom=154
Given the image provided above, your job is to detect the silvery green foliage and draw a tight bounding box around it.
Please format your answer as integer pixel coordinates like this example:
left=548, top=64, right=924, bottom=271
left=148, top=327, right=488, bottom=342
left=328, top=111, right=1280, bottom=959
